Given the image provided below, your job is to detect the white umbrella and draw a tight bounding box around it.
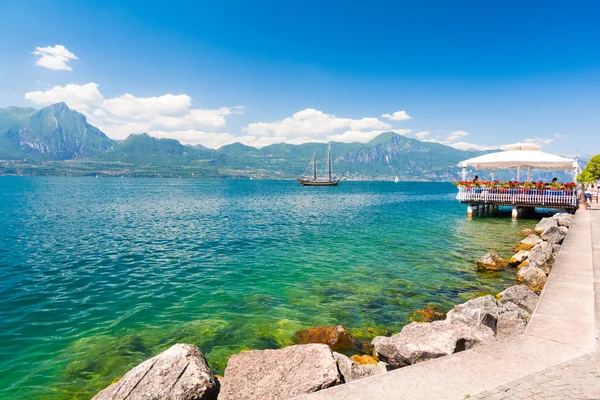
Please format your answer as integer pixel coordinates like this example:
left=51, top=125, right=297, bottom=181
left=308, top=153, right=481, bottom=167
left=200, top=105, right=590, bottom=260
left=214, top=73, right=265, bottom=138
left=458, top=143, right=577, bottom=181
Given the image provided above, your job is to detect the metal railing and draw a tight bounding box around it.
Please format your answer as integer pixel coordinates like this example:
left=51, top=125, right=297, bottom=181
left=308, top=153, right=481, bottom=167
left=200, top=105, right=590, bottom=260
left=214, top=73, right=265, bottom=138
left=456, top=187, right=578, bottom=207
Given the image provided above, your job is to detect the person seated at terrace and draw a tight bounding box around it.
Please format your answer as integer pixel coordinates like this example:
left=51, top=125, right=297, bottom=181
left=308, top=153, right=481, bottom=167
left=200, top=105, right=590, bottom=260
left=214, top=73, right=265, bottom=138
left=473, top=175, right=479, bottom=182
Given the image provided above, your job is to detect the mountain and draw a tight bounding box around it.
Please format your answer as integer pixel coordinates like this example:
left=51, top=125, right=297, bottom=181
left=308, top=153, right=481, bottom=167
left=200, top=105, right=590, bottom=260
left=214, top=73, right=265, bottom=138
left=0, top=102, right=515, bottom=180
left=0, top=103, right=114, bottom=160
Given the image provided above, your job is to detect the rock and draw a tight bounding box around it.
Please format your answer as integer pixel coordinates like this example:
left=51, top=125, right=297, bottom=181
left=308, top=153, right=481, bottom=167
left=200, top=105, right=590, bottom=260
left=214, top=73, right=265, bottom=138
left=553, top=213, right=574, bottom=227
left=496, top=311, right=527, bottom=340
left=372, top=321, right=495, bottom=369
left=446, top=295, right=500, bottom=333
left=350, top=354, right=379, bottom=365
left=333, top=353, right=389, bottom=383
left=516, top=260, right=529, bottom=270
left=409, top=304, right=445, bottom=322
left=521, top=235, right=542, bottom=250
left=535, top=217, right=558, bottom=234
left=541, top=225, right=567, bottom=245
left=529, top=241, right=556, bottom=273
left=475, top=253, right=508, bottom=271
left=219, top=344, right=340, bottom=400
left=294, top=325, right=357, bottom=351
left=508, top=250, right=530, bottom=266
left=516, top=265, right=547, bottom=292
left=92, top=344, right=219, bottom=400
left=519, top=228, right=536, bottom=237
left=497, top=285, right=539, bottom=314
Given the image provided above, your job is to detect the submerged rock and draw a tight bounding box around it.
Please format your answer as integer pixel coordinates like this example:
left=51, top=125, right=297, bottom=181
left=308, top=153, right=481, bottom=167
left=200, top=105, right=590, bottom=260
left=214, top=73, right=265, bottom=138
left=92, top=344, right=219, bottom=400
left=219, top=344, right=340, bottom=400
left=294, top=325, right=357, bottom=352
left=333, top=352, right=389, bottom=383
left=475, top=253, right=508, bottom=271
left=516, top=234, right=543, bottom=251
left=410, top=304, right=446, bottom=322
left=372, top=321, right=495, bottom=369
left=509, top=250, right=530, bottom=266
left=535, top=217, right=559, bottom=234
left=516, top=265, right=547, bottom=292
left=446, top=295, right=500, bottom=333
left=497, top=285, right=539, bottom=315
left=541, top=225, right=567, bottom=245
left=520, top=228, right=536, bottom=237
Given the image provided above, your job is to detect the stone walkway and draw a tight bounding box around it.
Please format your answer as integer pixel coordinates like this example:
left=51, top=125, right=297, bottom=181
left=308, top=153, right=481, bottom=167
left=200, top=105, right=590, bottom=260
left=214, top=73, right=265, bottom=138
left=471, top=204, right=600, bottom=400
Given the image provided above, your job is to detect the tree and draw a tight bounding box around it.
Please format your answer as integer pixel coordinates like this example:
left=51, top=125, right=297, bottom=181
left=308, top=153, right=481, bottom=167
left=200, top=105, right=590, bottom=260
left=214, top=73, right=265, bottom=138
left=583, top=154, right=600, bottom=180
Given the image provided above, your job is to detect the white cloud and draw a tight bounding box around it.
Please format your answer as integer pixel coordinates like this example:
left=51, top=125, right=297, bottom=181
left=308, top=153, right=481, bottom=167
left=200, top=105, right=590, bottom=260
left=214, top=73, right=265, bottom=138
left=523, top=137, right=554, bottom=146
left=449, top=142, right=498, bottom=151
left=32, top=45, right=78, bottom=71
left=446, top=130, right=469, bottom=141
left=414, top=130, right=431, bottom=140
left=244, top=108, right=391, bottom=138
left=24, top=82, right=240, bottom=141
left=381, top=111, right=411, bottom=121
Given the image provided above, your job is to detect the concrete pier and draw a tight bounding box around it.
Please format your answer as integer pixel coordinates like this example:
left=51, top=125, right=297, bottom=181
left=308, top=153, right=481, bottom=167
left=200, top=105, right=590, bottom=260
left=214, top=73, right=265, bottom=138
left=298, top=207, right=597, bottom=400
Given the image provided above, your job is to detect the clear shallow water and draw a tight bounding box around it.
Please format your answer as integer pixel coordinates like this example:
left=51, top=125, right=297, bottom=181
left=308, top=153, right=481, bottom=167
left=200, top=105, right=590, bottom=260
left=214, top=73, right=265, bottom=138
left=0, top=177, right=541, bottom=399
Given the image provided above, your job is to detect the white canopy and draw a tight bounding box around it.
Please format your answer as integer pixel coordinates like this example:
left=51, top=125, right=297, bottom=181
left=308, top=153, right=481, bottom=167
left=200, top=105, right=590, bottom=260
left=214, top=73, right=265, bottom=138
left=458, top=144, right=577, bottom=170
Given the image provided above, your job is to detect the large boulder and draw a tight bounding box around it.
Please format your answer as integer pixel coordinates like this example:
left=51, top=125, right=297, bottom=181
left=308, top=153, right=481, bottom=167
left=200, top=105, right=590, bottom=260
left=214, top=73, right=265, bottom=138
left=446, top=295, right=500, bottom=333
left=535, top=217, right=559, bottom=234
left=496, top=311, right=527, bottom=340
left=219, top=344, right=340, bottom=400
left=92, top=344, right=219, bottom=400
left=516, top=265, right=547, bottom=292
left=332, top=353, right=389, bottom=383
left=475, top=253, right=508, bottom=271
left=508, top=250, right=530, bottom=266
left=497, top=285, right=539, bottom=315
left=294, top=325, right=357, bottom=352
left=372, top=321, right=495, bottom=369
left=553, top=213, right=574, bottom=227
left=515, top=234, right=543, bottom=251
left=529, top=242, right=556, bottom=273
left=541, top=225, right=567, bottom=245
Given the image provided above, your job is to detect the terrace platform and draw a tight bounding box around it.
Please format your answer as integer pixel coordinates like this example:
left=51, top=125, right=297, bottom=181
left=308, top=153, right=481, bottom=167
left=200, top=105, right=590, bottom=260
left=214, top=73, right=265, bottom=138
left=456, top=187, right=579, bottom=212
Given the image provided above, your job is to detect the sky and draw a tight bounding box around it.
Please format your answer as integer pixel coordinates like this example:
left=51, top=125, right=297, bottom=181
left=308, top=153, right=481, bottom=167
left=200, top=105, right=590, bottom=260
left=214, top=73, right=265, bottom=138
left=0, top=0, right=598, bottom=154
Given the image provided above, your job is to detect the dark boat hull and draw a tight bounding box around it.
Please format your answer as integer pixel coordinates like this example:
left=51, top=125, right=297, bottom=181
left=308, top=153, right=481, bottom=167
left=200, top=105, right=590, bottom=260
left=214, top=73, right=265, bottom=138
left=297, top=179, right=340, bottom=186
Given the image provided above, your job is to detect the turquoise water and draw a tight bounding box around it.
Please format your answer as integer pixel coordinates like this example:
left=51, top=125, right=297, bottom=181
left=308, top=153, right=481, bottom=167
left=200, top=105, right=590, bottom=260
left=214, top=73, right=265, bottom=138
left=0, top=177, right=540, bottom=399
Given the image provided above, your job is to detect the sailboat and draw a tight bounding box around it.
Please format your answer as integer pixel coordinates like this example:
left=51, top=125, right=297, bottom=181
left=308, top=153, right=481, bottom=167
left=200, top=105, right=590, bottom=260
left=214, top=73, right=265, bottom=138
left=298, top=143, right=340, bottom=186
left=394, top=176, right=399, bottom=183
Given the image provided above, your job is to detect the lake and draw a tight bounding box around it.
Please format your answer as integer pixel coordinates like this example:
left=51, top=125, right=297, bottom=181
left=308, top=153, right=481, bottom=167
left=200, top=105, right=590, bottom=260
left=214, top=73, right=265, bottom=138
left=0, top=177, right=539, bottom=399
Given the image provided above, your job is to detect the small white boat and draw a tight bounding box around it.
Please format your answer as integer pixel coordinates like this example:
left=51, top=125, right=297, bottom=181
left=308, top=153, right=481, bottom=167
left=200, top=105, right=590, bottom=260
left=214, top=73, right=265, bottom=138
left=394, top=176, right=399, bottom=183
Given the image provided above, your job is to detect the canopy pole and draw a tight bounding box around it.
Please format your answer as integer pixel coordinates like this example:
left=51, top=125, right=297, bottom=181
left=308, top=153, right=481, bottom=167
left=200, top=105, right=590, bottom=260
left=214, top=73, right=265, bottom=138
left=491, top=170, right=495, bottom=181
left=517, top=165, right=520, bottom=182
left=527, top=167, right=530, bottom=181
left=462, top=167, right=467, bottom=181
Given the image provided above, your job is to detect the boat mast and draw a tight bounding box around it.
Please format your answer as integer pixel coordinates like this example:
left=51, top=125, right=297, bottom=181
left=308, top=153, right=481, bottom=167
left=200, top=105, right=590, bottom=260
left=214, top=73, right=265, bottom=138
left=328, top=143, right=332, bottom=182
left=313, top=152, right=317, bottom=181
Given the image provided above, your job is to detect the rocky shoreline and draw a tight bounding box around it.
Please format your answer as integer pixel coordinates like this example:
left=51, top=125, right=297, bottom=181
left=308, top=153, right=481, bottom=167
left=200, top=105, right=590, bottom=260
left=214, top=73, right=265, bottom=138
left=92, top=212, right=573, bottom=400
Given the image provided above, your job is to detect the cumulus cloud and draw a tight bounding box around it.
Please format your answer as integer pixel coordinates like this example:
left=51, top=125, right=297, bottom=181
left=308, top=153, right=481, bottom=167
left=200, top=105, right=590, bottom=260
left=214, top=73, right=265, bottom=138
left=414, top=130, right=431, bottom=140
left=381, top=111, right=411, bottom=121
left=523, top=137, right=554, bottom=146
left=32, top=45, right=78, bottom=71
left=449, top=142, right=498, bottom=151
left=24, top=82, right=240, bottom=141
left=446, top=130, right=469, bottom=141
left=244, top=109, right=391, bottom=138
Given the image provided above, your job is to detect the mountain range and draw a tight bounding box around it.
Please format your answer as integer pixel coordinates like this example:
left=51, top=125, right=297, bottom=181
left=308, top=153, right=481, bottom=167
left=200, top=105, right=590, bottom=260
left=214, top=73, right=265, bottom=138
left=0, top=103, right=580, bottom=181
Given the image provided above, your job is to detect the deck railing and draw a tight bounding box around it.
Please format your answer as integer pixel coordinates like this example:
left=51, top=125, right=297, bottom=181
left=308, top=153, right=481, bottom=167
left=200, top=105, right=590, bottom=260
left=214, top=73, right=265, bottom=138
left=456, top=187, right=578, bottom=207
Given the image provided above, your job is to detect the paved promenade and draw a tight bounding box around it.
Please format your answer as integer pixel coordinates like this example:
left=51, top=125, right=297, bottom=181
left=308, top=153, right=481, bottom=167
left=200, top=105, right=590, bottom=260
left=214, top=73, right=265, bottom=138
left=300, top=206, right=598, bottom=400
left=470, top=204, right=600, bottom=400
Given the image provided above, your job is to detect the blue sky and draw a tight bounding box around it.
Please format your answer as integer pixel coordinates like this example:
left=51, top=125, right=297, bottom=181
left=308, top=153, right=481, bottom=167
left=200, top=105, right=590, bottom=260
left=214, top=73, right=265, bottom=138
left=0, top=0, right=598, bottom=153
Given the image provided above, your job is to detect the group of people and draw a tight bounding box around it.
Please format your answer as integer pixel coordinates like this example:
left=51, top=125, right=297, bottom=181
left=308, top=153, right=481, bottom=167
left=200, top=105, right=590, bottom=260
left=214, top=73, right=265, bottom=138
left=472, top=175, right=558, bottom=184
